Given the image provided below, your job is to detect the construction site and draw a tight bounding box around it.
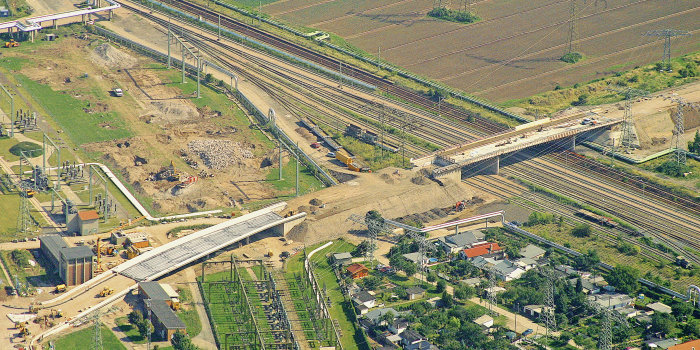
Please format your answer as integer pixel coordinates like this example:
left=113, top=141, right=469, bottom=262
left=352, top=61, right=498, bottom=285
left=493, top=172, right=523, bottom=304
left=0, top=0, right=698, bottom=350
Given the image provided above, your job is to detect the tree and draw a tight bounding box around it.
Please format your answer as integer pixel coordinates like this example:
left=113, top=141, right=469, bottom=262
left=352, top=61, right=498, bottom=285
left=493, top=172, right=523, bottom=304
left=526, top=211, right=554, bottom=226
left=573, top=249, right=600, bottom=270
left=575, top=278, right=583, bottom=294
left=688, top=130, right=700, bottom=154
left=440, top=291, right=453, bottom=308
left=136, top=318, right=153, bottom=339
left=671, top=301, right=694, bottom=320
left=436, top=280, right=447, bottom=293
left=649, top=312, right=676, bottom=336
left=427, top=272, right=437, bottom=283
left=361, top=276, right=382, bottom=290
left=606, top=265, right=640, bottom=294
left=571, top=223, right=591, bottom=237
left=682, top=318, right=700, bottom=338
left=379, top=310, right=395, bottom=326
left=171, top=331, right=198, bottom=350
left=128, top=310, right=143, bottom=326
left=454, top=285, right=475, bottom=300
left=352, top=240, right=373, bottom=258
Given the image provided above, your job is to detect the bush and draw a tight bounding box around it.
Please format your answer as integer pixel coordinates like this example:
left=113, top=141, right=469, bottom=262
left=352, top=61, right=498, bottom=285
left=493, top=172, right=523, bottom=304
left=678, top=62, right=698, bottom=78
left=10, top=250, right=32, bottom=268
left=561, top=52, right=583, bottom=64
left=656, top=161, right=691, bottom=177
left=9, top=141, right=43, bottom=158
left=427, top=7, right=479, bottom=24
left=571, top=224, right=591, bottom=237
left=526, top=211, right=555, bottom=226
left=571, top=94, right=589, bottom=106
left=617, top=241, right=638, bottom=255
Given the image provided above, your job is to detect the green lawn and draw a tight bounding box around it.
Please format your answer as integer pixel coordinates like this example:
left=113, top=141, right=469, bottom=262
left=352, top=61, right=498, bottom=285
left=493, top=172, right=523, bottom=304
left=287, top=240, right=369, bottom=350
left=46, top=325, right=126, bottom=350
left=265, top=156, right=325, bottom=197
left=15, top=74, right=133, bottom=145
left=115, top=316, right=146, bottom=344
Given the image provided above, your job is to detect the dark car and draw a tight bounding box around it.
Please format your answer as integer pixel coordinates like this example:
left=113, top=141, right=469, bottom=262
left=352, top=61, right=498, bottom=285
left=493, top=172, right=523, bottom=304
left=522, top=329, right=534, bottom=337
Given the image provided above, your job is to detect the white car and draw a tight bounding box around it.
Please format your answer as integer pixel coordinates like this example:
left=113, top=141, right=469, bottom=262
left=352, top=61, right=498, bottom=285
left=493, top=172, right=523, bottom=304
left=113, top=88, right=123, bottom=97
left=327, top=152, right=335, bottom=157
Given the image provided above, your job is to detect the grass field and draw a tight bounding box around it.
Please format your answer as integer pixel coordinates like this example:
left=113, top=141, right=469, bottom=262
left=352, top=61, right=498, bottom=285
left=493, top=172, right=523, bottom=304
left=115, top=316, right=147, bottom=344
left=286, top=240, right=370, bottom=350
left=45, top=325, right=126, bottom=350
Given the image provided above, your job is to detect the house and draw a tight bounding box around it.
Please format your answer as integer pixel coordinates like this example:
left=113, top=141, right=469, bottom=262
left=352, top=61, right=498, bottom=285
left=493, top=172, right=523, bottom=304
left=646, top=338, right=681, bottom=349
left=460, top=242, right=503, bottom=261
left=346, top=263, right=369, bottom=279
left=352, top=290, right=376, bottom=311
left=471, top=256, right=498, bottom=270
left=568, top=277, right=600, bottom=294
left=473, top=314, right=494, bottom=329
left=668, top=339, right=700, bottom=350
left=555, top=264, right=577, bottom=275
left=523, top=305, right=551, bottom=319
left=460, top=277, right=483, bottom=287
left=379, top=332, right=402, bottom=347
left=406, top=286, right=426, bottom=300
left=365, top=307, right=398, bottom=326
left=485, top=286, right=506, bottom=298
left=406, top=340, right=438, bottom=350
left=647, top=302, right=673, bottom=314
left=77, top=210, right=99, bottom=236
left=402, top=252, right=431, bottom=265
left=514, top=258, right=538, bottom=271
left=616, top=307, right=638, bottom=318
left=437, top=231, right=485, bottom=254
left=145, top=299, right=186, bottom=341
left=389, top=318, right=409, bottom=335
left=332, top=252, right=353, bottom=266
left=519, top=244, right=546, bottom=260
left=400, top=329, right=426, bottom=348
left=492, top=260, right=525, bottom=281
left=588, top=293, right=633, bottom=310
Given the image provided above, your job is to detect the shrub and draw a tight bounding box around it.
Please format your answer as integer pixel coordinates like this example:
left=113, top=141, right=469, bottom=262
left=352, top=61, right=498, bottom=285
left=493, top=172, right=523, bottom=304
left=571, top=224, right=591, bottom=237
left=561, top=52, right=583, bottom=64
left=656, top=161, right=691, bottom=177
left=526, top=211, right=555, bottom=226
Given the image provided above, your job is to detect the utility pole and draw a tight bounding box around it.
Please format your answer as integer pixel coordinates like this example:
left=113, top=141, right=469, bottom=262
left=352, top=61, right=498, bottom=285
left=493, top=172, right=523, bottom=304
left=1, top=84, right=14, bottom=137
left=607, top=87, right=648, bottom=153
left=93, top=309, right=103, bottom=350
left=543, top=269, right=557, bottom=339
left=643, top=29, right=691, bottom=71
left=487, top=266, right=497, bottom=316
left=669, top=97, right=698, bottom=166
left=599, top=308, right=612, bottom=350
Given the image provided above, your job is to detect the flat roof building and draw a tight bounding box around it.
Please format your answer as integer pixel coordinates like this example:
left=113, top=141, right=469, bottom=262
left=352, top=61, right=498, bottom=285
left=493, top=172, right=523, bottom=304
left=77, top=210, right=99, bottom=236
left=40, top=235, right=94, bottom=286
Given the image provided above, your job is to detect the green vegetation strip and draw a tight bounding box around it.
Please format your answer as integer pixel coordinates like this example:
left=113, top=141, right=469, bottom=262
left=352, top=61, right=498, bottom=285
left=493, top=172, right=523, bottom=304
left=47, top=325, right=126, bottom=350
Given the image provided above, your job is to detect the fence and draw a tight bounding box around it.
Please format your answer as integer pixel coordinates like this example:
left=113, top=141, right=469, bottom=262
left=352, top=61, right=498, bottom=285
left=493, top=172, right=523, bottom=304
left=206, top=0, right=528, bottom=123
left=91, top=26, right=337, bottom=187
left=303, top=243, right=344, bottom=350
left=502, top=223, right=689, bottom=300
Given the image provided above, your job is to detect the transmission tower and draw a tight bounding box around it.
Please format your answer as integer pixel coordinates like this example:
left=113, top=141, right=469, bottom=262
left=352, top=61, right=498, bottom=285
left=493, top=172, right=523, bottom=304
left=599, top=308, right=612, bottom=350
left=17, top=183, right=33, bottom=236
left=93, top=309, right=103, bottom=350
left=669, top=97, right=699, bottom=165
left=347, top=213, right=390, bottom=268
left=543, top=270, right=557, bottom=339
left=487, top=266, right=497, bottom=316
left=643, top=29, right=691, bottom=71
left=147, top=308, right=151, bottom=350
left=566, top=0, right=606, bottom=56
left=607, top=87, right=648, bottom=153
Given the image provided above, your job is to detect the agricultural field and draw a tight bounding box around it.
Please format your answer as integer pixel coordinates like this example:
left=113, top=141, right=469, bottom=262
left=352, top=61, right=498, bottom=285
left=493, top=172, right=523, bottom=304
left=260, top=0, right=699, bottom=101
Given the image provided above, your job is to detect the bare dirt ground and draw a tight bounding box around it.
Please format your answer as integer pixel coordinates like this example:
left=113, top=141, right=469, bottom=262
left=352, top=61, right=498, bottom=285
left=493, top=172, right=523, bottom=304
left=588, top=80, right=700, bottom=156
left=14, top=34, right=283, bottom=215
left=23, top=0, right=79, bottom=17
left=263, top=0, right=699, bottom=101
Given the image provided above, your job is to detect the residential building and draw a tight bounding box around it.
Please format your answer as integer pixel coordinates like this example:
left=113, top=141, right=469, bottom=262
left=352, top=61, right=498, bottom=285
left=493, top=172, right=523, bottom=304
left=406, top=286, right=426, bottom=300
left=616, top=307, right=638, bottom=318
left=514, top=257, right=538, bottom=271
left=365, top=307, right=398, bottom=326
left=332, top=252, right=353, bottom=266
left=402, top=252, right=431, bottom=265
left=352, top=290, right=376, bottom=311
left=668, top=339, right=700, bottom=350
left=568, top=277, right=600, bottom=294
left=492, top=260, right=525, bottom=281
left=646, top=338, right=681, bottom=349
left=485, top=286, right=506, bottom=298
left=436, top=231, right=485, bottom=254
left=40, top=235, right=94, bottom=286
left=647, top=302, right=673, bottom=314
left=77, top=210, right=99, bottom=236
left=523, top=305, right=551, bottom=319
left=588, top=293, right=633, bottom=310
left=145, top=299, right=186, bottom=341
left=471, top=256, right=498, bottom=270
left=389, top=319, right=409, bottom=335
left=519, top=244, right=546, bottom=260
left=346, top=263, right=369, bottom=279
left=473, top=314, right=494, bottom=329
left=460, top=242, right=503, bottom=261
left=555, top=264, right=577, bottom=275
left=460, top=277, right=483, bottom=287
left=400, top=329, right=426, bottom=348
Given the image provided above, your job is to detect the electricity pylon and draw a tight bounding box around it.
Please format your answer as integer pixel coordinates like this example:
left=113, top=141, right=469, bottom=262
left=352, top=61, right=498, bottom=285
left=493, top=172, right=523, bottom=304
left=669, top=97, right=699, bottom=165
left=93, top=310, right=103, bottom=350
left=607, top=87, right=649, bottom=153
left=543, top=269, right=557, bottom=339
left=643, top=29, right=691, bottom=71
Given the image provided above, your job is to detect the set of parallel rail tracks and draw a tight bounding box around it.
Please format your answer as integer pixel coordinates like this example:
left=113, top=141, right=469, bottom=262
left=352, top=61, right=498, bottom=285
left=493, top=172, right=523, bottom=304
left=120, top=0, right=700, bottom=263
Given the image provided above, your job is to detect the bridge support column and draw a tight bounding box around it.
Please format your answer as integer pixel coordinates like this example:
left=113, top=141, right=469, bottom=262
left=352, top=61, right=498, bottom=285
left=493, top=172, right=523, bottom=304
left=53, top=19, right=57, bottom=29
left=109, top=9, right=113, bottom=20
left=568, top=135, right=576, bottom=151
left=82, top=14, right=86, bottom=24
left=483, top=155, right=499, bottom=175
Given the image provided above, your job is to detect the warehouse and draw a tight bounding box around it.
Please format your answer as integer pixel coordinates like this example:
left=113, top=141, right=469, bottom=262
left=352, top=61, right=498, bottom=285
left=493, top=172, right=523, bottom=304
left=39, top=235, right=95, bottom=286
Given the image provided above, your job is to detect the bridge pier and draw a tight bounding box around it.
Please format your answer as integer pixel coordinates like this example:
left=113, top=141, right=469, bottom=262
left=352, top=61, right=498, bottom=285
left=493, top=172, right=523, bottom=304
left=567, top=135, right=576, bottom=151
left=482, top=155, right=499, bottom=175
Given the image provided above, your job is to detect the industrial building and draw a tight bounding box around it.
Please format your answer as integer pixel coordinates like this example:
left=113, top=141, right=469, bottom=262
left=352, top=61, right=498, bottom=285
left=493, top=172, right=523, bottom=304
left=77, top=210, right=99, bottom=236
left=138, top=281, right=173, bottom=307
left=145, top=299, right=186, bottom=341
left=39, top=235, right=95, bottom=286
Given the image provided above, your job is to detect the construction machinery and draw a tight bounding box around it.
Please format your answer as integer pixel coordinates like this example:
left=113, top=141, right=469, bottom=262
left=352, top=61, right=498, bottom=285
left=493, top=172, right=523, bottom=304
left=4, top=39, right=20, bottom=48
left=50, top=309, right=63, bottom=318
left=99, top=287, right=114, bottom=297
left=29, top=303, right=40, bottom=314
left=125, top=245, right=140, bottom=259
left=283, top=210, right=297, bottom=218
left=54, top=284, right=66, bottom=293
left=22, top=189, right=36, bottom=198
left=335, top=149, right=354, bottom=166
left=16, top=322, right=30, bottom=338
left=171, top=301, right=181, bottom=311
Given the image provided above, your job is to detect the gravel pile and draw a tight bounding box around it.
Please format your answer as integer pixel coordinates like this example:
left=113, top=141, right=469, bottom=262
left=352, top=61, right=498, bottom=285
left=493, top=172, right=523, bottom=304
left=187, top=139, right=253, bottom=170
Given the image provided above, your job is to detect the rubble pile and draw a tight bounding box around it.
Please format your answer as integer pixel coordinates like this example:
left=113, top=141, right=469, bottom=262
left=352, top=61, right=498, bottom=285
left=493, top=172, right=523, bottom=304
left=187, top=139, right=253, bottom=170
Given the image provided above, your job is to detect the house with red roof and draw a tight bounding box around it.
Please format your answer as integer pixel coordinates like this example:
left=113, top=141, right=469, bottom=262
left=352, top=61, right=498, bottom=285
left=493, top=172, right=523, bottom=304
left=459, top=242, right=504, bottom=261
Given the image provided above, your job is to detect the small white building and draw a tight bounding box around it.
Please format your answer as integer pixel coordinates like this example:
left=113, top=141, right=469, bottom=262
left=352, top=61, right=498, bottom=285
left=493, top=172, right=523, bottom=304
left=473, top=314, right=494, bottom=329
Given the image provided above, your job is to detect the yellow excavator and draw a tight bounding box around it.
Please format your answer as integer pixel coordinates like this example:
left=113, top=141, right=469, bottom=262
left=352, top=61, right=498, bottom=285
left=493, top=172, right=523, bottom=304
left=4, top=39, right=20, bottom=48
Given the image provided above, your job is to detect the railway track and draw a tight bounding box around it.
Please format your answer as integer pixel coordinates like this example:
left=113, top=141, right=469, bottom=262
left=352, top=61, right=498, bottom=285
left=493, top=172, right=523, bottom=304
left=500, top=154, right=700, bottom=265
left=160, top=0, right=510, bottom=134
left=463, top=175, right=675, bottom=263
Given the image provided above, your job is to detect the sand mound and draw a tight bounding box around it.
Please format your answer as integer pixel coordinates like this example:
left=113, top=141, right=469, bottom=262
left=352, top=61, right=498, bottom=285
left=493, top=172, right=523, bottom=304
left=91, top=43, right=136, bottom=69
left=147, top=100, right=199, bottom=122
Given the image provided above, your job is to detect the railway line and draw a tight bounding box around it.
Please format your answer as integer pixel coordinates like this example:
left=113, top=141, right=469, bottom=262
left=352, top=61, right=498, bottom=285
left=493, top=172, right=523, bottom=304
left=155, top=0, right=510, bottom=134
left=463, top=175, right=675, bottom=263
left=500, top=154, right=700, bottom=265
